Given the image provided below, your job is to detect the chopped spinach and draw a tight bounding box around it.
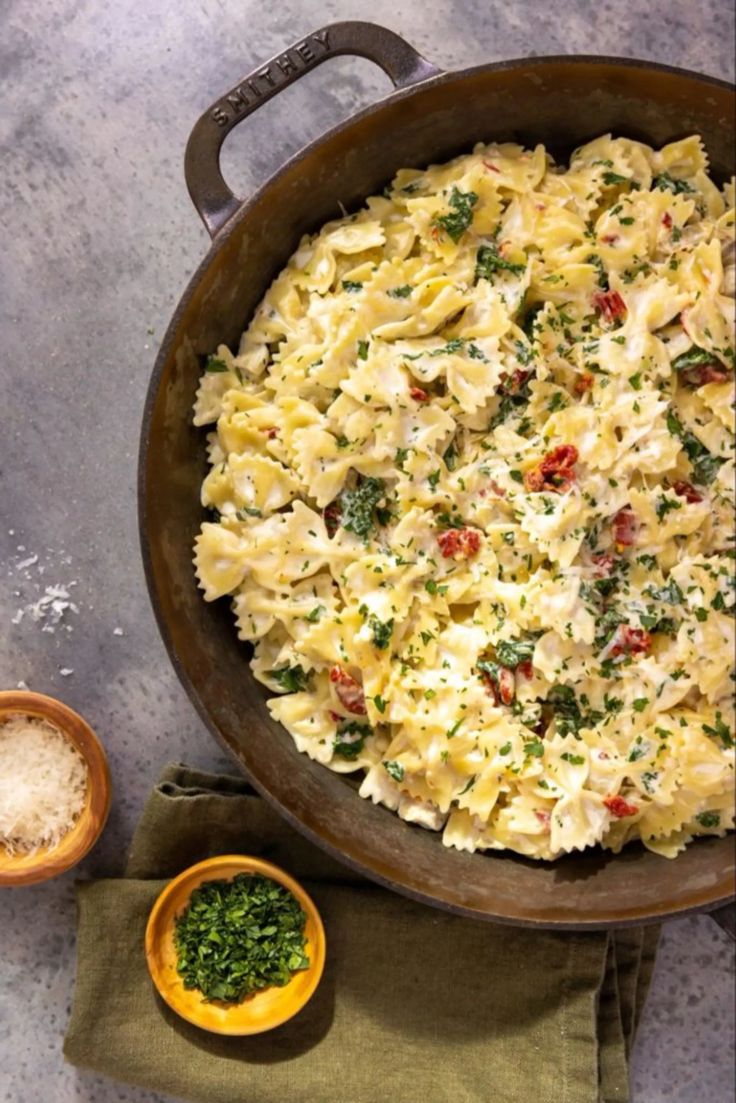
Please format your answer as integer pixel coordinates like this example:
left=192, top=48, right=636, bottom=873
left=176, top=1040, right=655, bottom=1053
left=653, top=172, right=695, bottom=195
left=340, top=477, right=386, bottom=539
left=435, top=186, right=479, bottom=243
left=495, top=637, right=536, bottom=668
left=695, top=811, right=721, bottom=828
left=666, top=409, right=724, bottom=485
left=205, top=356, right=229, bottom=373
left=383, top=759, right=404, bottom=782
left=368, top=614, right=394, bottom=650
left=333, top=720, right=371, bottom=760
left=267, top=665, right=310, bottom=693
left=475, top=242, right=526, bottom=283
left=671, top=345, right=720, bottom=372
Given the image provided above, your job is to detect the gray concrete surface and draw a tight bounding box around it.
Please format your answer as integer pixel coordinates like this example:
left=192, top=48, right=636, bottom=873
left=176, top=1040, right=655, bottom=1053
left=0, top=1, right=734, bottom=1100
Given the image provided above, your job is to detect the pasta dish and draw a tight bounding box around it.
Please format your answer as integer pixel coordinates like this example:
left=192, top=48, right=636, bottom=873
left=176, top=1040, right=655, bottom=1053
left=194, top=135, right=734, bottom=860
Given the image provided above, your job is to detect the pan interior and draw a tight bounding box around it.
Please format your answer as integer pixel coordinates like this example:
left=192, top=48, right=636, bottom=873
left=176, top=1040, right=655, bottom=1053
left=141, top=58, right=735, bottom=926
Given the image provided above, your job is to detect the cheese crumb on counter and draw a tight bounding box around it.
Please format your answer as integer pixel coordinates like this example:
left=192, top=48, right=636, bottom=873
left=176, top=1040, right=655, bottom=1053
left=0, top=714, right=88, bottom=854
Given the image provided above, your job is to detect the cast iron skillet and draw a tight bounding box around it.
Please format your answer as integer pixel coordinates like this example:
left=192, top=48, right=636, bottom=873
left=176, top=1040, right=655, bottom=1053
left=139, top=21, right=736, bottom=933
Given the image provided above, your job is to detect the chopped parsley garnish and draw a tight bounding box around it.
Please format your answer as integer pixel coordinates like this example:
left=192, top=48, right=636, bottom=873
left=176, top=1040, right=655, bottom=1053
left=655, top=494, right=683, bottom=521
left=236, top=506, right=262, bottom=519
left=561, top=752, right=585, bottom=765
left=523, top=738, right=545, bottom=758
left=632, top=698, right=649, bottom=713
left=205, top=356, right=229, bottom=373
left=267, top=665, right=310, bottom=693
left=435, top=186, right=479, bottom=243
left=585, top=253, right=609, bottom=289
left=173, top=874, right=309, bottom=1004
left=702, top=713, right=734, bottom=748
left=305, top=605, right=325, bottom=623
left=424, top=579, right=447, bottom=596
left=342, top=280, right=363, bottom=292
left=373, top=695, right=388, bottom=714
left=695, top=811, right=721, bottom=829
left=602, top=170, right=629, bottom=186
left=357, top=339, right=369, bottom=360
left=388, top=284, right=413, bottom=298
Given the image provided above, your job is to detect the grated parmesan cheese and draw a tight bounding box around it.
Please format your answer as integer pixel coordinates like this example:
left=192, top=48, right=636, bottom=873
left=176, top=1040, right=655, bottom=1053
left=0, top=713, right=88, bottom=855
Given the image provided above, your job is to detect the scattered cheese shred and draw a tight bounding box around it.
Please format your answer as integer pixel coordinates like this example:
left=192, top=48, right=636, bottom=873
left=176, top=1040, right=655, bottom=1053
left=0, top=713, right=88, bottom=854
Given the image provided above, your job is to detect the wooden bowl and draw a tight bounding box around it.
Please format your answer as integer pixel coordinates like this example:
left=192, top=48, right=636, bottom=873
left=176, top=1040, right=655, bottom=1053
left=0, top=691, right=112, bottom=887
left=145, top=855, right=326, bottom=1035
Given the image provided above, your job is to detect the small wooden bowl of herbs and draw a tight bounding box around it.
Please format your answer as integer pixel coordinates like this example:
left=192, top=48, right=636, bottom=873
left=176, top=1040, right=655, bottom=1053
left=145, top=855, right=326, bottom=1034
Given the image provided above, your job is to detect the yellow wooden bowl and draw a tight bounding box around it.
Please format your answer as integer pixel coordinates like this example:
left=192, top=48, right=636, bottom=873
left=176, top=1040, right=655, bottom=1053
left=145, top=855, right=326, bottom=1035
left=0, top=690, right=112, bottom=887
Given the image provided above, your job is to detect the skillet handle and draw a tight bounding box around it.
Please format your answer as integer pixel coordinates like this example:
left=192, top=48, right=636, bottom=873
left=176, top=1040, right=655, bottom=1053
left=709, top=903, right=736, bottom=941
left=184, top=21, right=442, bottom=238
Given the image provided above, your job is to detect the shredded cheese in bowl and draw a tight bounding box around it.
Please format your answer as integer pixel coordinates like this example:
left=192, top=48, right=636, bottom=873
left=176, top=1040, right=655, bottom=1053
left=0, top=713, right=88, bottom=854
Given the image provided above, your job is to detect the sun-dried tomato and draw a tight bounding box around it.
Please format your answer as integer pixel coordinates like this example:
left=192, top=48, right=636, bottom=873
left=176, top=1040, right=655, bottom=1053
left=323, top=502, right=341, bottom=537
left=604, top=794, right=639, bottom=818
left=680, top=361, right=731, bottom=387
left=524, top=445, right=579, bottom=493
left=409, top=386, right=429, bottom=401
left=517, top=659, right=534, bottom=681
left=483, top=160, right=501, bottom=173
left=592, top=553, right=616, bottom=577
left=534, top=809, right=551, bottom=828
left=612, top=507, right=637, bottom=549
left=497, top=666, right=515, bottom=704
left=662, top=212, right=673, bottom=229
left=437, top=527, right=481, bottom=559
left=482, top=665, right=515, bottom=705
left=264, top=426, right=278, bottom=439
left=503, top=368, right=531, bottom=395
left=329, top=665, right=367, bottom=715
left=575, top=373, right=594, bottom=395
left=593, top=289, right=627, bottom=324
left=610, top=625, right=651, bottom=657
left=672, top=480, right=704, bottom=503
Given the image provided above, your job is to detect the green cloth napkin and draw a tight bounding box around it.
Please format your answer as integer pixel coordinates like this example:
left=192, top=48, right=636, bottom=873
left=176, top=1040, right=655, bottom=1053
left=64, top=764, right=660, bottom=1103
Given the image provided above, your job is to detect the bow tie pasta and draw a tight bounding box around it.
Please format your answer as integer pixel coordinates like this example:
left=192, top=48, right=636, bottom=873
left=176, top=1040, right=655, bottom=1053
left=194, top=135, right=735, bottom=861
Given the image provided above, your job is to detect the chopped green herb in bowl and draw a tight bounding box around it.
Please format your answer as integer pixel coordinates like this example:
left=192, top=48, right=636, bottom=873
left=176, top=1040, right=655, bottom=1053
left=145, top=856, right=325, bottom=1035
left=174, top=872, right=310, bottom=1004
